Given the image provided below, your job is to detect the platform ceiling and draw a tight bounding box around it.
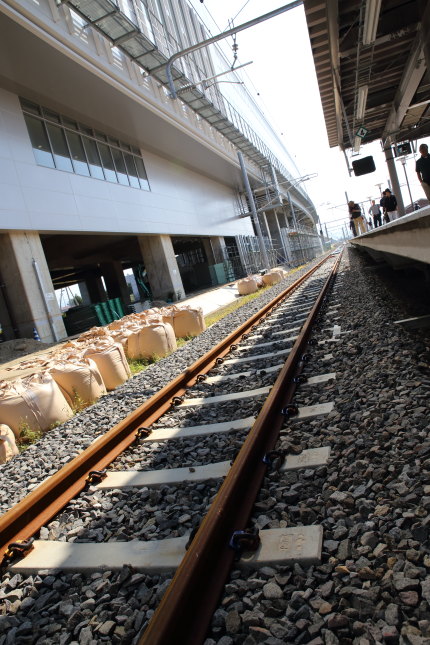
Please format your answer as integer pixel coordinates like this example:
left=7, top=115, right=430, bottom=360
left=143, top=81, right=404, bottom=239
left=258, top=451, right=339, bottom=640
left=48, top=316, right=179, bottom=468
left=303, top=0, right=430, bottom=150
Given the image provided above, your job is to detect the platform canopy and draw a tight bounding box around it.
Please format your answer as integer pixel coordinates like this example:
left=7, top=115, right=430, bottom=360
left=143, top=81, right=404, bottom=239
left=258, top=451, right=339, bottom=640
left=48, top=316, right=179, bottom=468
left=303, top=0, right=430, bottom=150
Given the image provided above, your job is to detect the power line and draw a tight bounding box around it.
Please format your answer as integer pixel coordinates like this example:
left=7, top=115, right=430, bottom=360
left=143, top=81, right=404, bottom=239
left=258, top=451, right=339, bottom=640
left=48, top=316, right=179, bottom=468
left=223, top=0, right=253, bottom=31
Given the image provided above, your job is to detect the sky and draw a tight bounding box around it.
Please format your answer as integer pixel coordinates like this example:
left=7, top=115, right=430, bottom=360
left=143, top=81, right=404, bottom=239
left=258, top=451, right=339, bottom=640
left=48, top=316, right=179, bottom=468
left=188, top=0, right=430, bottom=238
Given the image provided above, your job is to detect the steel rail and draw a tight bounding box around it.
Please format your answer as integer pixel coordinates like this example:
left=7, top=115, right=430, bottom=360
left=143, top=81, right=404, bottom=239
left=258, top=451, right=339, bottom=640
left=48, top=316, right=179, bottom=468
left=0, top=256, right=331, bottom=563
left=140, top=252, right=343, bottom=645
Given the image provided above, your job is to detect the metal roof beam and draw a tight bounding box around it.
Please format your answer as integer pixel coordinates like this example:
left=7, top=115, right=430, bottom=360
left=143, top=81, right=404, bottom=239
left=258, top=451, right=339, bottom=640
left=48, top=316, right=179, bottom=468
left=382, top=36, right=426, bottom=143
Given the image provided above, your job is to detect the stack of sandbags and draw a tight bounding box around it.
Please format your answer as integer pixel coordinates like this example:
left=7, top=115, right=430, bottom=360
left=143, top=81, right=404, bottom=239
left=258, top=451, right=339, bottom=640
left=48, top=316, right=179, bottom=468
left=0, top=374, right=73, bottom=438
left=161, top=305, right=205, bottom=338
left=83, top=342, right=131, bottom=390
left=126, top=321, right=177, bottom=359
left=237, top=277, right=258, bottom=295
left=0, top=424, right=19, bottom=464
left=49, top=358, right=106, bottom=408
left=75, top=326, right=113, bottom=345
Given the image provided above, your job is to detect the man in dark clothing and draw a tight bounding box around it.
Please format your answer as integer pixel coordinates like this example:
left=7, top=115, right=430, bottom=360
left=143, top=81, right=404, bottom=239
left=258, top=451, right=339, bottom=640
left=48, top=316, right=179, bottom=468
left=348, top=201, right=366, bottom=235
left=416, top=143, right=430, bottom=201
left=379, top=194, right=389, bottom=223
left=381, top=189, right=398, bottom=221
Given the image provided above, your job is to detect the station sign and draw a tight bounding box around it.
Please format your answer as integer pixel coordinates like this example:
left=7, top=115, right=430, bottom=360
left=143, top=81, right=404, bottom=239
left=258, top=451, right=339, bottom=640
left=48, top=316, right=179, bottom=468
left=355, top=126, right=369, bottom=139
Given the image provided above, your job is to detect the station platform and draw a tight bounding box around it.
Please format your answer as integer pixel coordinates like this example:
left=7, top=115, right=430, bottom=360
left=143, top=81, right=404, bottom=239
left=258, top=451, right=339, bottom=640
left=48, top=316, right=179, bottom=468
left=350, top=205, right=430, bottom=268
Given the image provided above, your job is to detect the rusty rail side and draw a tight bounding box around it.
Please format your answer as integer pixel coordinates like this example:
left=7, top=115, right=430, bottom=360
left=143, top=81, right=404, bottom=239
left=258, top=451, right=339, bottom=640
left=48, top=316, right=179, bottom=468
left=0, top=257, right=330, bottom=562
left=140, top=252, right=343, bottom=645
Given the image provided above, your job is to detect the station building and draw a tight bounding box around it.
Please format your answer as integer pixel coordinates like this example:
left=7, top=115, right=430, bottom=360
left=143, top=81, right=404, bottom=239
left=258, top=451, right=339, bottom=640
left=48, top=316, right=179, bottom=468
left=0, top=0, right=322, bottom=342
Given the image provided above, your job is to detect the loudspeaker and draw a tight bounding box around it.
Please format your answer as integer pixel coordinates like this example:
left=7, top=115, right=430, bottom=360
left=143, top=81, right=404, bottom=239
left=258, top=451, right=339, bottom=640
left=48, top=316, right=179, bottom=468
left=352, top=156, right=376, bottom=176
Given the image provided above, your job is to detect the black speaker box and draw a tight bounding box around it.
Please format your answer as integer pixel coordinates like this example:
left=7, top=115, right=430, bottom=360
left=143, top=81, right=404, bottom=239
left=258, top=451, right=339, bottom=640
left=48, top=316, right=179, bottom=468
left=396, top=142, right=412, bottom=156
left=352, top=156, right=376, bottom=176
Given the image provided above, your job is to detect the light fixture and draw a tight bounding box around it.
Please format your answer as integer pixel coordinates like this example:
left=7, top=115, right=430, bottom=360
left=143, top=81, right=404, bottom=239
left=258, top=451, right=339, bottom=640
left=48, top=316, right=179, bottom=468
left=363, top=0, right=382, bottom=45
left=356, top=85, right=368, bottom=121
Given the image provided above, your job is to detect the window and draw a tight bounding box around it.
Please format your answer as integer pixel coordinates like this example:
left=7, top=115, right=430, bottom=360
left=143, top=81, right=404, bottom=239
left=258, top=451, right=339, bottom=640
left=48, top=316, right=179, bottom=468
left=66, top=130, right=90, bottom=176
left=124, top=153, right=140, bottom=188
left=111, top=147, right=130, bottom=186
left=82, top=137, right=105, bottom=180
left=46, top=124, right=73, bottom=172
left=23, top=115, right=55, bottom=168
left=20, top=98, right=150, bottom=190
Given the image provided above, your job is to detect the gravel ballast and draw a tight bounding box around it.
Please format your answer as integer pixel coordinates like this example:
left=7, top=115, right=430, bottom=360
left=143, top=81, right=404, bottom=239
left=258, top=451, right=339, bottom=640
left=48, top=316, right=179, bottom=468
left=2, top=248, right=430, bottom=645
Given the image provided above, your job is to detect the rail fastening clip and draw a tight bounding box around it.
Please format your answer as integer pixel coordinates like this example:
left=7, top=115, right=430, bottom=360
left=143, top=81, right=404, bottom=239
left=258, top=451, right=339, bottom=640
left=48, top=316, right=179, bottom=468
left=86, top=470, right=107, bottom=485
left=262, top=449, right=286, bottom=470
left=2, top=538, right=35, bottom=567
left=229, top=529, right=260, bottom=560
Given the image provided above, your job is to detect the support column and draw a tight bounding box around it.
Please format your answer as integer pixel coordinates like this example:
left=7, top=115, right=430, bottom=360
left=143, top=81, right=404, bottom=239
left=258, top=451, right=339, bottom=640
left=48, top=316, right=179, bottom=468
left=100, top=261, right=131, bottom=305
left=384, top=146, right=405, bottom=216
left=203, top=237, right=227, bottom=264
left=202, top=239, right=215, bottom=265
left=78, top=282, right=91, bottom=306
left=84, top=274, right=106, bottom=303
left=278, top=210, right=288, bottom=229
left=138, top=235, right=185, bottom=301
left=0, top=231, right=66, bottom=342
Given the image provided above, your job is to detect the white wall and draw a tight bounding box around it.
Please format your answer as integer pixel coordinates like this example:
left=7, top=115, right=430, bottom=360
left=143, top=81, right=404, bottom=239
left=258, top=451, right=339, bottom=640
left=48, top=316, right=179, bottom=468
left=0, top=89, right=254, bottom=237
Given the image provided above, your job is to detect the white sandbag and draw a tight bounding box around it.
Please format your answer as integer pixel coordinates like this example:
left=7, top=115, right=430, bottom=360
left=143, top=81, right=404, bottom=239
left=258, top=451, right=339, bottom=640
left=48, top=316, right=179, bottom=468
left=0, top=424, right=19, bottom=464
left=237, top=277, right=258, bottom=295
left=0, top=375, right=73, bottom=438
left=262, top=271, right=282, bottom=286
left=171, top=306, right=205, bottom=338
left=254, top=274, right=264, bottom=288
left=49, top=358, right=106, bottom=408
left=83, top=343, right=131, bottom=391
left=126, top=322, right=177, bottom=359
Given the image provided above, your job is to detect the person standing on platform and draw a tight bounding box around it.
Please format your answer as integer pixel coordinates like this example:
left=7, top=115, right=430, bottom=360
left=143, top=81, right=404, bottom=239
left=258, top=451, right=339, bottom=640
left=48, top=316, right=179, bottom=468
left=348, top=201, right=366, bottom=235
left=382, top=189, right=398, bottom=220
left=369, top=199, right=382, bottom=227
left=380, top=193, right=389, bottom=223
left=416, top=143, right=430, bottom=201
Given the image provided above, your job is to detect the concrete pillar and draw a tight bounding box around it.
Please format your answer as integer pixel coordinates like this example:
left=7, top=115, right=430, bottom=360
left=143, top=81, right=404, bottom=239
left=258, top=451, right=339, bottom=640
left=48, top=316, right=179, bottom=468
left=138, top=235, right=185, bottom=301
left=78, top=282, right=91, bottom=305
left=0, top=283, right=15, bottom=341
left=100, top=261, right=131, bottom=305
left=210, top=237, right=227, bottom=263
left=84, top=274, right=107, bottom=303
left=278, top=209, right=288, bottom=229
left=384, top=146, right=405, bottom=216
left=0, top=231, right=66, bottom=342
left=203, top=237, right=227, bottom=265
left=202, top=239, right=215, bottom=265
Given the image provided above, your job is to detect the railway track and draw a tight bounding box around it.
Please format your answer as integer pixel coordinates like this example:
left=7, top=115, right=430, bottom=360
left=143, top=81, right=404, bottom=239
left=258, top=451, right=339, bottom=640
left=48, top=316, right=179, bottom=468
left=3, top=247, right=428, bottom=645
left=0, top=253, right=339, bottom=640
